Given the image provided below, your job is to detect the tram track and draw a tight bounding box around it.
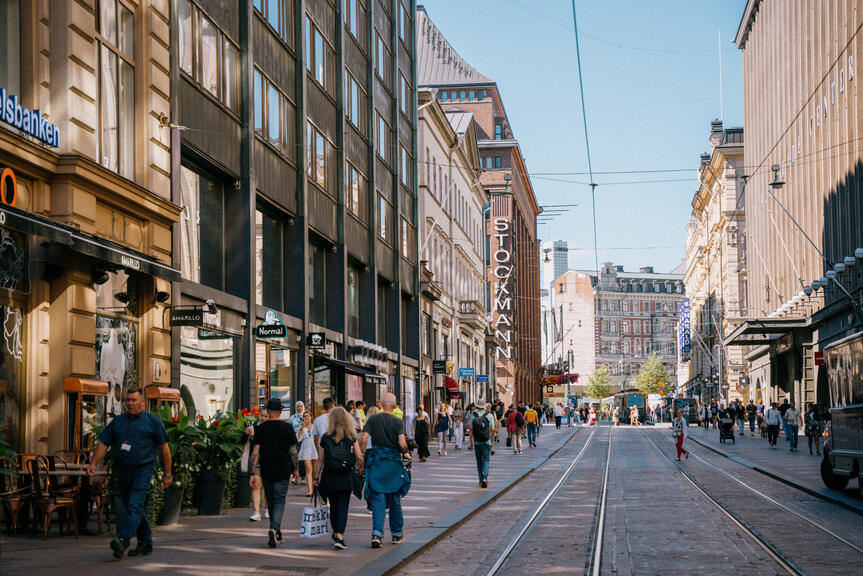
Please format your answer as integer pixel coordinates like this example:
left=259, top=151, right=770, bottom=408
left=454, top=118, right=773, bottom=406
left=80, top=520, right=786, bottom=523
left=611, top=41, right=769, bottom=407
left=643, top=430, right=863, bottom=576
left=485, top=427, right=611, bottom=576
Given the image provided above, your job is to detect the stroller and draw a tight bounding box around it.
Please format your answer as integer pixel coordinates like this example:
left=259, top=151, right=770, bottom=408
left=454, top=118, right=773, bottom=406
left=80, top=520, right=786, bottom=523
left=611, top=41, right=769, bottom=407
left=719, top=417, right=736, bottom=444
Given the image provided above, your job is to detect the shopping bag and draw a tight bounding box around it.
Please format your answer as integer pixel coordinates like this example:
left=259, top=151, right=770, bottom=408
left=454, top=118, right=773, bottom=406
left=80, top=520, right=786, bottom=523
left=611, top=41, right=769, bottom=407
left=240, top=442, right=251, bottom=473
left=300, top=490, right=329, bottom=539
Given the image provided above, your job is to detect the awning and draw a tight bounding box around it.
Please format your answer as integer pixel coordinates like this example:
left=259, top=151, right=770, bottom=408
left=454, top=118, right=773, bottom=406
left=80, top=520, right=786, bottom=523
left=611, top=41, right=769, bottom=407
left=0, top=204, right=74, bottom=244
left=63, top=377, right=109, bottom=395
left=724, top=317, right=809, bottom=347
left=145, top=386, right=181, bottom=402
left=444, top=376, right=459, bottom=391
left=65, top=232, right=181, bottom=281
left=315, top=355, right=378, bottom=377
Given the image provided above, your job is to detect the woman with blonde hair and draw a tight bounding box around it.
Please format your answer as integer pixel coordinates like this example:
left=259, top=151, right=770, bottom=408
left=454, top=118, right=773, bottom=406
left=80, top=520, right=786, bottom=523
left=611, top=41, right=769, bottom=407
left=315, top=406, right=364, bottom=549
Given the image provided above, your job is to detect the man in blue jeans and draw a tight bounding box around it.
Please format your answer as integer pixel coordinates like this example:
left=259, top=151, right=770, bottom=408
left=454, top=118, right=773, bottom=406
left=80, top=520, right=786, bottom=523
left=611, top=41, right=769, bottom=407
left=360, top=392, right=410, bottom=548
left=89, top=388, right=171, bottom=559
left=469, top=403, right=496, bottom=488
left=250, top=398, right=298, bottom=548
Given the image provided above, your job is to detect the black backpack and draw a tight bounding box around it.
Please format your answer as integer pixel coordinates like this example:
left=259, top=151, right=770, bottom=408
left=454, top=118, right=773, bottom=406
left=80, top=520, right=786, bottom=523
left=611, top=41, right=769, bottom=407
left=472, top=412, right=491, bottom=442
left=323, top=436, right=355, bottom=472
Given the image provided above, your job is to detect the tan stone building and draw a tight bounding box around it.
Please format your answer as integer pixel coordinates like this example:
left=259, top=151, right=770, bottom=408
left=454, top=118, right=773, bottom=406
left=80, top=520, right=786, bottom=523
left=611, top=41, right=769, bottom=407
left=0, top=0, right=179, bottom=454
left=729, top=1, right=863, bottom=407
left=682, top=121, right=747, bottom=402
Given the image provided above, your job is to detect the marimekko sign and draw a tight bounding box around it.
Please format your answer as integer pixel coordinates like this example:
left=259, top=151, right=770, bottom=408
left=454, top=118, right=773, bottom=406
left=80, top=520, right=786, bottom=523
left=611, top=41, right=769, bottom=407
left=492, top=218, right=513, bottom=359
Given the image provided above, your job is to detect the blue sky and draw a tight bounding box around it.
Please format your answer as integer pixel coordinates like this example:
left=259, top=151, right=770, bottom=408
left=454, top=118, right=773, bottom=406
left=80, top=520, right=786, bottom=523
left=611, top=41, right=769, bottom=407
left=419, top=0, right=747, bottom=274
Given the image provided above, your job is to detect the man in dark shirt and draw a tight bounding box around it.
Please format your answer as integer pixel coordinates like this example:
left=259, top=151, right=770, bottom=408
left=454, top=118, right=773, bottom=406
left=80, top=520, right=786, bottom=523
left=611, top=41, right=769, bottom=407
left=89, top=388, right=171, bottom=559
left=360, top=392, right=409, bottom=548
left=250, top=397, right=298, bottom=548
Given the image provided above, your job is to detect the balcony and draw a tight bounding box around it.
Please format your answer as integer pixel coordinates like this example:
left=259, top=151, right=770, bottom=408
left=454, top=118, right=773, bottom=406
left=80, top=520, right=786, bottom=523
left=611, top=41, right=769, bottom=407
left=458, top=299, right=486, bottom=330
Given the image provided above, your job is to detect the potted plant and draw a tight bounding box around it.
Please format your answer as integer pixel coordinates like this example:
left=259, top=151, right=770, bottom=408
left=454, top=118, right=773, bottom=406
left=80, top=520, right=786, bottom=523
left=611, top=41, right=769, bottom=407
left=156, top=406, right=202, bottom=525
left=193, top=412, right=247, bottom=515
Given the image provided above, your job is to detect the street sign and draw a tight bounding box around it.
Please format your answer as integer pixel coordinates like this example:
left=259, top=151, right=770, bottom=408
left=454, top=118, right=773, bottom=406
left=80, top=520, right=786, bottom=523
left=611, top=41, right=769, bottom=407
left=255, top=309, right=287, bottom=338
left=432, top=360, right=447, bottom=374
left=307, top=332, right=326, bottom=349
left=739, top=376, right=751, bottom=386
left=814, top=351, right=824, bottom=366
left=476, top=374, right=489, bottom=383
left=459, top=367, right=475, bottom=378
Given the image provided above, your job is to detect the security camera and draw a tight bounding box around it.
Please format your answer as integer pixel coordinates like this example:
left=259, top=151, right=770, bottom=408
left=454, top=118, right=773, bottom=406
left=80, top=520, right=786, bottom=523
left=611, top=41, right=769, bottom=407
left=205, top=299, right=218, bottom=314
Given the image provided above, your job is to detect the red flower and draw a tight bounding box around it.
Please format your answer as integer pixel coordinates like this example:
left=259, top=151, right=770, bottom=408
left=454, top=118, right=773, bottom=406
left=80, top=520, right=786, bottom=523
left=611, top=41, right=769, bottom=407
left=213, top=420, right=220, bottom=427
left=171, top=416, right=178, bottom=423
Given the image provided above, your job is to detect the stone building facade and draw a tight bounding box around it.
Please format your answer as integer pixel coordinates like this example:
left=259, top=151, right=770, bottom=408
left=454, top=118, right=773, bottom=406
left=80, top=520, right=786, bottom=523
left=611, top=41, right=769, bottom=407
left=682, top=121, right=747, bottom=402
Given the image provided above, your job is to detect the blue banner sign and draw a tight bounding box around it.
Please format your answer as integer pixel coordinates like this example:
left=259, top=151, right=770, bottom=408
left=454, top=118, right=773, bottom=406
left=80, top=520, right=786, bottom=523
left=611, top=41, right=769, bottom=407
left=1, top=89, right=60, bottom=147
left=459, top=367, right=475, bottom=378
left=476, top=374, right=489, bottom=383
left=677, top=298, right=691, bottom=363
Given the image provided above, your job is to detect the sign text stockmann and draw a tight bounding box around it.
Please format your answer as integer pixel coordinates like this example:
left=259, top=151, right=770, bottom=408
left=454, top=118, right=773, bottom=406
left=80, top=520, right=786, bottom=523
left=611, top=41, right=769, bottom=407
left=492, top=217, right=513, bottom=359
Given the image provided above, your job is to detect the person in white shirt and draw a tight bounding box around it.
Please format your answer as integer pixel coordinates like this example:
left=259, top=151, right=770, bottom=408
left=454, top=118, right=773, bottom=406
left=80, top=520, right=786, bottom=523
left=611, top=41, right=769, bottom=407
left=764, top=402, right=782, bottom=448
left=784, top=402, right=801, bottom=452
left=312, top=397, right=334, bottom=450
left=553, top=404, right=564, bottom=429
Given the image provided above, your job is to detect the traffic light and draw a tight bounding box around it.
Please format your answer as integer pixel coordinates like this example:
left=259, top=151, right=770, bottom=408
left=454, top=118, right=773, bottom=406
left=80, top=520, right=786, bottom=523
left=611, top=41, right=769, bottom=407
left=658, top=380, right=665, bottom=395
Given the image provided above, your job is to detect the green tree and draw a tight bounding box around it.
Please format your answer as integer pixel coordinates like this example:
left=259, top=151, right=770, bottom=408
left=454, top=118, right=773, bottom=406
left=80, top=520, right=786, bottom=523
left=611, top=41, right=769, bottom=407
left=585, top=365, right=613, bottom=399
left=635, top=353, right=672, bottom=395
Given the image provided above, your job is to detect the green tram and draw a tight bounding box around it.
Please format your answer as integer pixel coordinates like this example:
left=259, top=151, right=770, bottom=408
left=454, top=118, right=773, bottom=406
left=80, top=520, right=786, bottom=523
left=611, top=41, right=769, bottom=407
left=614, top=388, right=647, bottom=424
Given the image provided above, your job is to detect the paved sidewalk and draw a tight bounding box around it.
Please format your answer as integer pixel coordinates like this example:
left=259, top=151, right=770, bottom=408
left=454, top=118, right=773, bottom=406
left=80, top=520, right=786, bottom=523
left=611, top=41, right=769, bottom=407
left=682, top=422, right=863, bottom=512
left=1, top=425, right=577, bottom=576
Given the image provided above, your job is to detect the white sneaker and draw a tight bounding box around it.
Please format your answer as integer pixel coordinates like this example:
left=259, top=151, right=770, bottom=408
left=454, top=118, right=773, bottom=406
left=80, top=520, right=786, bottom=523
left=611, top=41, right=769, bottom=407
left=262, top=509, right=270, bottom=519
left=249, top=512, right=261, bottom=522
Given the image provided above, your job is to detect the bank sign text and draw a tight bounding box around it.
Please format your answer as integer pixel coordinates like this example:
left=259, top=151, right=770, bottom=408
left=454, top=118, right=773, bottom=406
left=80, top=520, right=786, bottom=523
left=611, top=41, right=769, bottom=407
left=1, top=89, right=61, bottom=148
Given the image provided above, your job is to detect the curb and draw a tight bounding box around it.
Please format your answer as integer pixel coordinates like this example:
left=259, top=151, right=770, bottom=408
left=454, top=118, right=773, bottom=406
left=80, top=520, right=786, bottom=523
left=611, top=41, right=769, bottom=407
left=687, top=436, right=863, bottom=516
left=352, top=427, right=583, bottom=576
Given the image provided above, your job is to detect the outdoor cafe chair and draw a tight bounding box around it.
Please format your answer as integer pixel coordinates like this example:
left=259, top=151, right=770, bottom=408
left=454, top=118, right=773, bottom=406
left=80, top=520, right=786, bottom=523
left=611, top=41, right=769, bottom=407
left=1, top=455, right=30, bottom=536
left=27, top=458, right=78, bottom=539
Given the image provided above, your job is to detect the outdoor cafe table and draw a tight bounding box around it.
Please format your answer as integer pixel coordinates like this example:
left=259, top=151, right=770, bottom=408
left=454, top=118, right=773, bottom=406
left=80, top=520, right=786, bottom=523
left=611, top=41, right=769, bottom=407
left=15, top=469, right=107, bottom=534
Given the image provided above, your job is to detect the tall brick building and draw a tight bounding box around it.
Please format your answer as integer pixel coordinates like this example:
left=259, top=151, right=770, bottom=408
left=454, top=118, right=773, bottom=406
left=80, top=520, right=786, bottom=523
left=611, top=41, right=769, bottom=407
left=416, top=6, right=541, bottom=404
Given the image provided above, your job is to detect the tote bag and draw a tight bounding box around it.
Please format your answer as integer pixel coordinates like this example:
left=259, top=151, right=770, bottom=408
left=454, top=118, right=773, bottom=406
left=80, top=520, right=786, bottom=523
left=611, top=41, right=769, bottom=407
left=240, top=442, right=251, bottom=473
left=300, top=490, right=330, bottom=539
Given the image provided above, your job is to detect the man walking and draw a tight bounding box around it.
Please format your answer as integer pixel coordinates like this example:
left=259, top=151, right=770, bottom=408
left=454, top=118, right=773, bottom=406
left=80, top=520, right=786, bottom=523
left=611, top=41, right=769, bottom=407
left=764, top=401, right=782, bottom=448
left=250, top=398, right=298, bottom=548
left=88, top=388, right=171, bottom=559
left=360, top=392, right=410, bottom=548
left=784, top=402, right=801, bottom=452
left=313, top=397, right=334, bottom=450
left=525, top=404, right=538, bottom=447
left=288, top=401, right=305, bottom=484
left=553, top=403, right=563, bottom=429
left=469, top=402, right=495, bottom=488
left=779, top=397, right=791, bottom=442
left=746, top=400, right=757, bottom=436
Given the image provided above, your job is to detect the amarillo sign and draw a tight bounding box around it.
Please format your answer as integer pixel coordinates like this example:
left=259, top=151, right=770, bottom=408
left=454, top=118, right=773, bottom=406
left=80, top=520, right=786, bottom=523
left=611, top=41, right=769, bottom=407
left=492, top=217, right=513, bottom=359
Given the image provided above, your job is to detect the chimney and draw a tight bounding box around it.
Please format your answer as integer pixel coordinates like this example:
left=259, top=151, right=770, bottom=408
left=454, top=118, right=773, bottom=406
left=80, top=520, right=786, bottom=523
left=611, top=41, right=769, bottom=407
left=709, top=119, right=723, bottom=147
left=615, top=265, right=624, bottom=272
left=639, top=266, right=654, bottom=274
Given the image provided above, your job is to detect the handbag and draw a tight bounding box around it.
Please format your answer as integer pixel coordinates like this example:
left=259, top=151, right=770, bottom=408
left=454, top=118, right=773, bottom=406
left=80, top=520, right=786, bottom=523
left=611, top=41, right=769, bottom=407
left=240, top=442, right=251, bottom=473
left=506, top=436, right=512, bottom=448
left=300, top=489, right=330, bottom=539
left=351, top=470, right=364, bottom=500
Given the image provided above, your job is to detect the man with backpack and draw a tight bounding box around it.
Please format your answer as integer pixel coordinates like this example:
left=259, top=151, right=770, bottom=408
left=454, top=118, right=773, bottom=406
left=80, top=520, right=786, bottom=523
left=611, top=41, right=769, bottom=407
left=469, top=402, right=496, bottom=488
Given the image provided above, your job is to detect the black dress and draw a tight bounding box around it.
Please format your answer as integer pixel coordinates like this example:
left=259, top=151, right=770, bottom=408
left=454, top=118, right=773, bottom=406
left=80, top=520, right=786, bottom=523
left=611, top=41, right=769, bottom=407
left=415, top=417, right=430, bottom=459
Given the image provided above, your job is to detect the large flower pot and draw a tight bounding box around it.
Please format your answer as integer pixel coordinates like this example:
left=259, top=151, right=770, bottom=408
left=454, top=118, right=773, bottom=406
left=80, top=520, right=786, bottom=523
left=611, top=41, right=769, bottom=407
left=158, top=484, right=184, bottom=525
left=235, top=470, right=251, bottom=509
left=197, top=469, right=226, bottom=516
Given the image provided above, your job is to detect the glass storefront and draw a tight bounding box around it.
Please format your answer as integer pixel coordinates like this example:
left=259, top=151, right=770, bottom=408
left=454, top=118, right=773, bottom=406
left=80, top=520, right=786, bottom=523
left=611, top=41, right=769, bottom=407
left=255, top=341, right=298, bottom=413
left=94, top=269, right=139, bottom=417
left=180, top=326, right=238, bottom=419
left=0, top=305, right=23, bottom=448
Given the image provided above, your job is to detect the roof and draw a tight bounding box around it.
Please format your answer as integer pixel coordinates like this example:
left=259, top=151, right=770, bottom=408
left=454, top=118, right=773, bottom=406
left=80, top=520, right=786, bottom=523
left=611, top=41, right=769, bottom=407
left=718, top=127, right=744, bottom=147
left=735, top=0, right=761, bottom=49
left=445, top=110, right=474, bottom=137
left=417, top=6, right=493, bottom=87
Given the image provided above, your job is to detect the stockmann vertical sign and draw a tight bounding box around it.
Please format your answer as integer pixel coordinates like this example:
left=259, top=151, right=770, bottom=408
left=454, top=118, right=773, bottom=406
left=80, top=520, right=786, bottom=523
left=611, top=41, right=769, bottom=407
left=0, top=89, right=61, bottom=148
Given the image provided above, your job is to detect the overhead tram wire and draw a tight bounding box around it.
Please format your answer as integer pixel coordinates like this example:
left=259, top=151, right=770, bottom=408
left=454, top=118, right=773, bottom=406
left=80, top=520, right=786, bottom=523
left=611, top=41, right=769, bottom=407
left=571, top=0, right=600, bottom=274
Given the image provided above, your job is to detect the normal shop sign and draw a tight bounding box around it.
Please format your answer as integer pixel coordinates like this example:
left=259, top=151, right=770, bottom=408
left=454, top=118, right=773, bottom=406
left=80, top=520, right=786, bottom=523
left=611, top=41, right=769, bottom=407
left=0, top=88, right=61, bottom=148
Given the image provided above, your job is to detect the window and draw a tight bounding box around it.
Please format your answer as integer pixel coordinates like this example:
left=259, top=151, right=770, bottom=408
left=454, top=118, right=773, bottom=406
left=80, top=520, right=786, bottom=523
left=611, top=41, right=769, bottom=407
left=255, top=0, right=293, bottom=45
left=179, top=165, right=225, bottom=289
left=0, top=0, right=20, bottom=96
left=478, top=89, right=485, bottom=101
left=459, top=90, right=466, bottom=101
left=399, top=74, right=411, bottom=117
left=309, top=244, right=326, bottom=325
left=348, top=265, right=360, bottom=337
left=422, top=313, right=431, bottom=356
left=377, top=193, right=393, bottom=242
left=376, top=113, right=391, bottom=164
left=440, top=91, right=448, bottom=103
left=178, top=1, right=238, bottom=111
left=344, top=0, right=365, bottom=45
left=377, top=282, right=387, bottom=344
left=255, top=207, right=284, bottom=309
left=254, top=69, right=296, bottom=160
left=306, top=121, right=334, bottom=193
left=345, top=69, right=366, bottom=134
left=495, top=124, right=503, bottom=140
left=398, top=1, right=411, bottom=47
left=345, top=161, right=367, bottom=221
left=97, top=0, right=135, bottom=178
left=399, top=145, right=412, bottom=187
left=469, top=90, right=475, bottom=102
left=375, top=32, right=391, bottom=88
left=484, top=157, right=492, bottom=170
left=494, top=156, right=502, bottom=169
left=400, top=217, right=414, bottom=258
left=305, top=16, right=335, bottom=95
